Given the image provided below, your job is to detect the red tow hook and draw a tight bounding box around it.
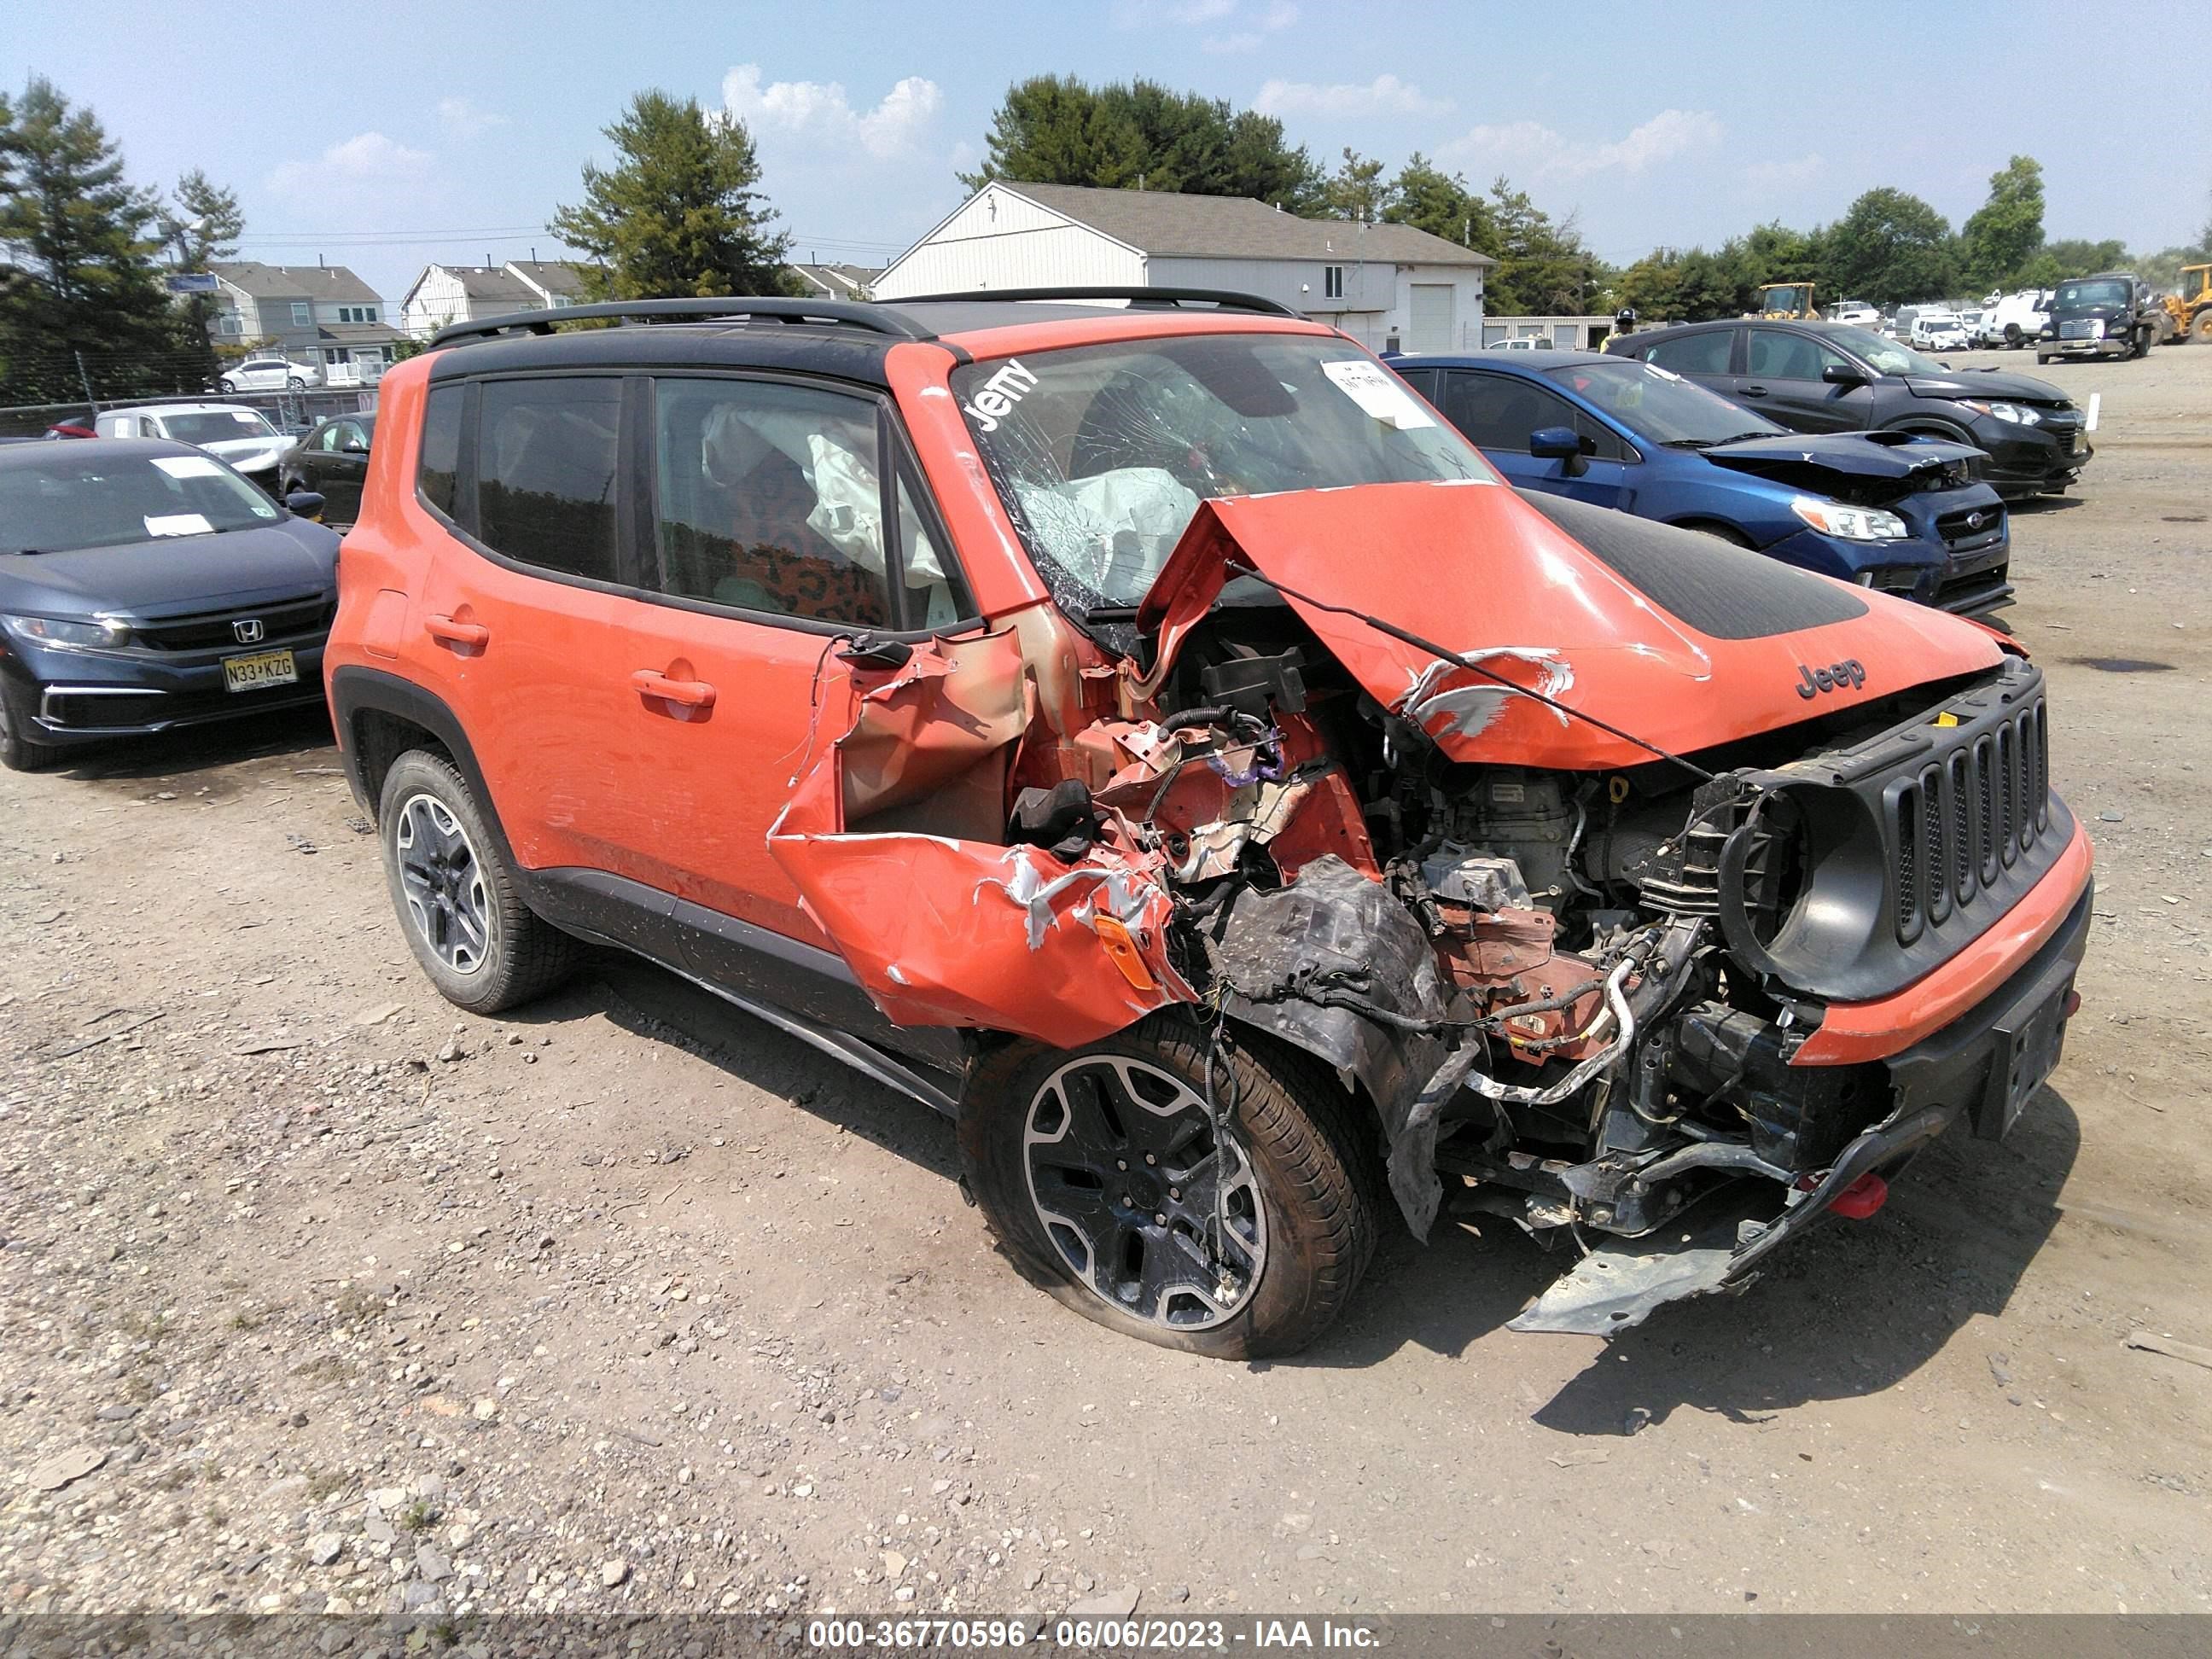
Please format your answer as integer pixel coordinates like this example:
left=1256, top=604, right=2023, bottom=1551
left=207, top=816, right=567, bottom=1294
left=2063, top=988, right=2082, bottom=1019
left=1829, top=1173, right=1889, bottom=1220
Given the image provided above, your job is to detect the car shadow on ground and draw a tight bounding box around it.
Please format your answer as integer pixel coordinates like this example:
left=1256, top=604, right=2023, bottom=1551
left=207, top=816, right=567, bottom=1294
left=1296, top=1091, right=2081, bottom=1433
left=475, top=944, right=2081, bottom=1422
left=2009, top=495, right=2086, bottom=515
left=50, top=703, right=336, bottom=789
left=565, top=952, right=963, bottom=1184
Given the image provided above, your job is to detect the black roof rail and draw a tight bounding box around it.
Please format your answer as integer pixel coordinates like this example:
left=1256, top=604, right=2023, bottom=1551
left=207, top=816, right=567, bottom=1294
left=888, top=285, right=1303, bottom=318
left=429, top=296, right=935, bottom=349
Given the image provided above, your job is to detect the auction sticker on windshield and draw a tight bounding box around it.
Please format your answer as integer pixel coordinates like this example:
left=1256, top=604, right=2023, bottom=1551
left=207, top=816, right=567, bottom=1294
left=223, top=649, right=298, bottom=693
left=151, top=456, right=224, bottom=480
left=1322, top=358, right=1435, bottom=430
left=143, top=513, right=214, bottom=538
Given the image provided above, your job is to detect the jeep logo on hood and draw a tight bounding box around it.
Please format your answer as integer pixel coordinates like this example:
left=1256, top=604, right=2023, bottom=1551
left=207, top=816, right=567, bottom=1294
left=1797, top=658, right=1867, bottom=699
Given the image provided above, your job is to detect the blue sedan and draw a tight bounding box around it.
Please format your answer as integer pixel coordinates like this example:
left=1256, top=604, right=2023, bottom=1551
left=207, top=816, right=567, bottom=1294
left=1390, top=350, right=2013, bottom=619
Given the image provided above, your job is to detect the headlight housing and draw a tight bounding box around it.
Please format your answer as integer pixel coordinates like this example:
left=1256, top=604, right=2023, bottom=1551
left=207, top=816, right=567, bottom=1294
left=2, top=613, right=131, bottom=649
left=1791, top=497, right=1908, bottom=542
left=1959, top=399, right=2041, bottom=426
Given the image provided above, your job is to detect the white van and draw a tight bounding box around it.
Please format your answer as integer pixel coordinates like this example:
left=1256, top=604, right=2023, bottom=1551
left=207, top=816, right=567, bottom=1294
left=1982, top=289, right=2052, bottom=349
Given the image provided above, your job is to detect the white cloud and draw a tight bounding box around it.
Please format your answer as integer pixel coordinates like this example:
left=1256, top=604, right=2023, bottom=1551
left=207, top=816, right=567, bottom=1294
left=720, top=65, right=943, bottom=162
left=1253, top=73, right=1449, bottom=117
left=1112, top=0, right=1237, bottom=25
left=1202, top=0, right=1299, bottom=50
left=265, top=131, right=435, bottom=198
left=1746, top=151, right=1825, bottom=189
left=437, top=98, right=506, bottom=139
left=1441, top=108, right=1722, bottom=179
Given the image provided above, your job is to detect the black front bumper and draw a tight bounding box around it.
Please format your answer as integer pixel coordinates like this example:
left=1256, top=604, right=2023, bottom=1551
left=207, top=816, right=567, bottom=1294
left=1975, top=422, right=2092, bottom=498
left=1509, top=880, right=2093, bottom=1335
left=4, top=639, right=331, bottom=746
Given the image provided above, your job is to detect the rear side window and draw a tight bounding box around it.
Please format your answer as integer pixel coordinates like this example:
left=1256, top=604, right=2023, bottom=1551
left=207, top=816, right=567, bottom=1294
left=476, top=377, right=621, bottom=584
left=417, top=385, right=463, bottom=517
left=1646, top=330, right=1735, bottom=376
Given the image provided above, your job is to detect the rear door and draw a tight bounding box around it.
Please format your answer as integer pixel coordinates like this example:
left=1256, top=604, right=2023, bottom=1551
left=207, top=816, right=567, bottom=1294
left=1739, top=328, right=1874, bottom=433
left=1640, top=326, right=1740, bottom=398
left=1436, top=368, right=1634, bottom=509
left=411, top=373, right=663, bottom=880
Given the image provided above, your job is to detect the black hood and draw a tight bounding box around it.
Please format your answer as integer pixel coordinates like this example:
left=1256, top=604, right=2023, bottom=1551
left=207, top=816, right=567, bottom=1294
left=0, top=520, right=339, bottom=621
left=1703, top=430, right=1983, bottom=498
left=1903, top=368, right=2069, bottom=405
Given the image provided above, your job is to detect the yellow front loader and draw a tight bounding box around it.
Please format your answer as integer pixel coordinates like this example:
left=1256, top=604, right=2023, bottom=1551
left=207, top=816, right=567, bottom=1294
left=2162, top=265, right=2211, bottom=343
left=1755, top=282, right=1816, bottom=320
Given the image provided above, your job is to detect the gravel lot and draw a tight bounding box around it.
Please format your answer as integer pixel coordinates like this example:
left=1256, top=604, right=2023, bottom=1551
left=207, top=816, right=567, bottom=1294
left=2, top=341, right=2208, bottom=1623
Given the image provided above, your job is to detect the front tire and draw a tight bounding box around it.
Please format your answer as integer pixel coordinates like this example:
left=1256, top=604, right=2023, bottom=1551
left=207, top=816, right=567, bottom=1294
left=0, top=683, right=63, bottom=772
left=961, top=1021, right=1377, bottom=1359
left=376, top=748, right=577, bottom=1014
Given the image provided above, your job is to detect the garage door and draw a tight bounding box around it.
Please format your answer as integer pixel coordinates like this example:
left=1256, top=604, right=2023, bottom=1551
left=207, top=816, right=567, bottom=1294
left=1409, top=284, right=1456, bottom=353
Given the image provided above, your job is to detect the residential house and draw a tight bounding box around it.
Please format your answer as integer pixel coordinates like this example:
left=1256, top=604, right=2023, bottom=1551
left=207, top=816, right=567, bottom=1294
left=787, top=262, right=879, bottom=302
left=870, top=182, right=1492, bottom=352
left=206, top=262, right=406, bottom=384
left=399, top=260, right=591, bottom=339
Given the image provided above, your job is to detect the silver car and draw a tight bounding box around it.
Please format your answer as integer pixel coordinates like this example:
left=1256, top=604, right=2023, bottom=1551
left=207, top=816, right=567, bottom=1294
left=218, top=356, right=322, bottom=393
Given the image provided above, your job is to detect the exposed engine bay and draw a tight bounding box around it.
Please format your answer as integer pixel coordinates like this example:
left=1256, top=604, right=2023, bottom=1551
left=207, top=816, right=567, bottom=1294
left=769, top=486, right=2080, bottom=1336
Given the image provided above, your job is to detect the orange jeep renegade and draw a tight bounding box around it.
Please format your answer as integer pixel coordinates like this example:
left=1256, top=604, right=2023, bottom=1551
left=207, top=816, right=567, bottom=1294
left=327, top=291, right=2093, bottom=1355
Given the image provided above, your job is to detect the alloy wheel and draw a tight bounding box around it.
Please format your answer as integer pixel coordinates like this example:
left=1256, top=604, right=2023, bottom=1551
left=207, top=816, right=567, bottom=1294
left=393, top=792, right=491, bottom=975
left=1022, top=1055, right=1266, bottom=1331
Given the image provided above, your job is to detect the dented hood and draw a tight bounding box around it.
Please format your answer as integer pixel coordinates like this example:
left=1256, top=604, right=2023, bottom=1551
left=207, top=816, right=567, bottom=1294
left=1138, top=480, right=2006, bottom=771
left=1701, top=430, right=1983, bottom=495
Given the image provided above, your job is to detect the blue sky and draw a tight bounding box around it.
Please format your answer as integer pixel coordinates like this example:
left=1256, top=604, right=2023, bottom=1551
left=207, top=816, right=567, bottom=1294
left=7, top=0, right=2206, bottom=306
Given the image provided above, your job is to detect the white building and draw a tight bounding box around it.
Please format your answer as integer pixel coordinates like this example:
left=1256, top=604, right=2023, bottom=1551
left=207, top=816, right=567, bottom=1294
left=399, top=260, right=589, bottom=341
left=872, top=182, right=1492, bottom=353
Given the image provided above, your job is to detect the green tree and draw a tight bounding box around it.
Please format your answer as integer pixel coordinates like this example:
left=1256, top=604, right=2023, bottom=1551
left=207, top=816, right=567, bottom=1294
left=1484, top=178, right=1604, bottom=315
left=963, top=76, right=1323, bottom=208
left=0, top=76, right=189, bottom=403
left=1960, top=155, right=2045, bottom=290
left=1825, top=187, right=1959, bottom=305
left=1381, top=154, right=1496, bottom=253
left=1323, top=148, right=1387, bottom=223
left=549, top=90, right=798, bottom=301
left=160, top=169, right=242, bottom=385
left=2017, top=236, right=2129, bottom=286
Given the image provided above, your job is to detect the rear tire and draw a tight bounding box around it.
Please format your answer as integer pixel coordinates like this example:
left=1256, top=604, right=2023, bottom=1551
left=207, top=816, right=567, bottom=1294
left=0, top=684, right=63, bottom=772
left=376, top=748, right=577, bottom=1014
left=960, top=1020, right=1379, bottom=1359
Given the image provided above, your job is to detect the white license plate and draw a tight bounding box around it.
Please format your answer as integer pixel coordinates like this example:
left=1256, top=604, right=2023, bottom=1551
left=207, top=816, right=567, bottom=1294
left=223, top=648, right=298, bottom=692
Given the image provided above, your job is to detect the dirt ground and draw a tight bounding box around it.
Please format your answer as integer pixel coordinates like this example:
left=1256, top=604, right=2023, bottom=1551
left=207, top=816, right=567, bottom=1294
left=2, top=341, right=2208, bottom=1624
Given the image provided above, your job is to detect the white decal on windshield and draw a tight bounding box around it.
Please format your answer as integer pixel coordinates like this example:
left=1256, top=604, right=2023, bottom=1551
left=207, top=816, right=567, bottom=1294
left=143, top=513, right=214, bottom=538
left=1320, top=358, right=1435, bottom=429
left=962, top=358, right=1039, bottom=434
left=151, top=455, right=224, bottom=479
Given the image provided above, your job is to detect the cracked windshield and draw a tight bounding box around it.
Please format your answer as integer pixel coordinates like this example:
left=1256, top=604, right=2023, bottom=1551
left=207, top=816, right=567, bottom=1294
left=952, top=333, right=1493, bottom=608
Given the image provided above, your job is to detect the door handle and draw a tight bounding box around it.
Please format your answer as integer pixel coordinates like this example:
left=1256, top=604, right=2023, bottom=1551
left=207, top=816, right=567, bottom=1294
left=425, top=614, right=488, bottom=648
left=1739, top=383, right=1770, bottom=397
left=631, top=669, right=717, bottom=710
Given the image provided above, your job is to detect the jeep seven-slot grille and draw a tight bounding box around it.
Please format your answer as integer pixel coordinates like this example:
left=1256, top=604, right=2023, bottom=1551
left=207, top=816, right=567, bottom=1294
left=1891, top=696, right=2048, bottom=945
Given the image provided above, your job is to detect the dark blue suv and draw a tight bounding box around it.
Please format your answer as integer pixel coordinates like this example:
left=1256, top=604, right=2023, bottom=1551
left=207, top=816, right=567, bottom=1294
left=1391, top=350, right=2013, bottom=619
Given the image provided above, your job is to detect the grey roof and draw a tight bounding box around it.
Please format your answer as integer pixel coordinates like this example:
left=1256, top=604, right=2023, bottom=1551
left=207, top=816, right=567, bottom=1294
left=317, top=321, right=406, bottom=346
left=444, top=265, right=538, bottom=306
left=789, top=262, right=880, bottom=300
left=507, top=259, right=589, bottom=298
left=995, top=183, right=1493, bottom=268
left=211, top=261, right=382, bottom=304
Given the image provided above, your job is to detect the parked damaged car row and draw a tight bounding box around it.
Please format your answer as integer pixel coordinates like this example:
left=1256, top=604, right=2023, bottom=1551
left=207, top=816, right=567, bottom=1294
left=298, top=292, right=2093, bottom=1356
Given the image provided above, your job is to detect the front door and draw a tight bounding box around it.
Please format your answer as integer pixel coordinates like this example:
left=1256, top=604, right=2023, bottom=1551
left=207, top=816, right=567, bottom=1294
left=1437, top=369, right=1635, bottom=510
left=1735, top=327, right=1875, bottom=433
left=618, top=372, right=975, bottom=946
